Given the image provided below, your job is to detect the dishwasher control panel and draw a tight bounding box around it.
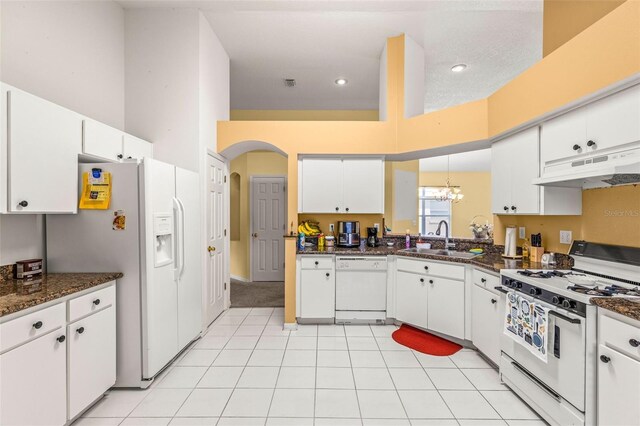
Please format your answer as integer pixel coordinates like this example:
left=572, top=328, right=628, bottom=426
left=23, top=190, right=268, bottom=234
left=336, top=256, right=388, bottom=270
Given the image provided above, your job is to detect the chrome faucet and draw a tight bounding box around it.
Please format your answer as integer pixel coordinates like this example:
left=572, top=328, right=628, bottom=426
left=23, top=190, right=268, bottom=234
left=435, top=220, right=455, bottom=250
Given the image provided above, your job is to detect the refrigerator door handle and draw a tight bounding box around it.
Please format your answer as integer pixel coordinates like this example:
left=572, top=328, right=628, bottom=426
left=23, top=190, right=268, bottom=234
left=172, top=197, right=184, bottom=281
left=176, top=197, right=186, bottom=279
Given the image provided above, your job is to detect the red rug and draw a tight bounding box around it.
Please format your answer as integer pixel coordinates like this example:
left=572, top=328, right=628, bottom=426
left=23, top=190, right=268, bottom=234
left=392, top=324, right=462, bottom=356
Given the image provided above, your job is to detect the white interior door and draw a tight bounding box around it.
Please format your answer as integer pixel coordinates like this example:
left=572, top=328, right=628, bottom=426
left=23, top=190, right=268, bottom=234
left=205, top=154, right=227, bottom=326
left=251, top=176, right=286, bottom=282
left=176, top=167, right=202, bottom=348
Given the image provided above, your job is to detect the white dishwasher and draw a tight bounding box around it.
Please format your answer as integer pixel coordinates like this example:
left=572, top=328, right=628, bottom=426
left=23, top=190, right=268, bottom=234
left=335, top=256, right=387, bottom=324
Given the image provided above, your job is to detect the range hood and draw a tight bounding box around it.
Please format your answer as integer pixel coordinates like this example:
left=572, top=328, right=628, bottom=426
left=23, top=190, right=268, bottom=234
left=533, top=143, right=640, bottom=189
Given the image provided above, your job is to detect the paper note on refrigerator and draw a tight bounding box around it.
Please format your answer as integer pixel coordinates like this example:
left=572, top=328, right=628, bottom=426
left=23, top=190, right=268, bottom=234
left=79, top=169, right=112, bottom=209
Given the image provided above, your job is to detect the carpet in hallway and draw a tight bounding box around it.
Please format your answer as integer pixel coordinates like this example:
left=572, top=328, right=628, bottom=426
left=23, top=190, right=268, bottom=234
left=230, top=279, right=284, bottom=307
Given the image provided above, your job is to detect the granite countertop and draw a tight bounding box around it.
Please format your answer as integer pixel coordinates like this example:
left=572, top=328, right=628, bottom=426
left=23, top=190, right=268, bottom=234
left=297, top=245, right=567, bottom=273
left=0, top=272, right=123, bottom=317
left=591, top=298, right=640, bottom=322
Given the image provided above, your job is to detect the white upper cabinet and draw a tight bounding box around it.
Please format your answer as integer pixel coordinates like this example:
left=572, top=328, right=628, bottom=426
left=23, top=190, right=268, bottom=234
left=541, top=84, right=640, bottom=163
left=492, top=126, right=581, bottom=215
left=123, top=134, right=153, bottom=160
left=299, top=157, right=384, bottom=214
left=83, top=118, right=124, bottom=162
left=4, top=85, right=82, bottom=213
left=342, top=158, right=385, bottom=213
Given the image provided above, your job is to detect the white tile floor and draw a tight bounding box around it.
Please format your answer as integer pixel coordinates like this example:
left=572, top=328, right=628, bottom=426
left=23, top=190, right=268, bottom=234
left=77, top=307, right=546, bottom=426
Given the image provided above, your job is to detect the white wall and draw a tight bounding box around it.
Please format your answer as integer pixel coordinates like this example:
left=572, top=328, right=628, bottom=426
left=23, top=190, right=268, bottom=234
left=0, top=0, right=125, bottom=129
left=403, top=35, right=425, bottom=119
left=125, top=8, right=201, bottom=172
left=0, top=0, right=125, bottom=266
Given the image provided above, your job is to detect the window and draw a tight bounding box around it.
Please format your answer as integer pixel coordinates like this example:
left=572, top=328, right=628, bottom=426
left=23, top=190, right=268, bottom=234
left=418, top=187, right=451, bottom=236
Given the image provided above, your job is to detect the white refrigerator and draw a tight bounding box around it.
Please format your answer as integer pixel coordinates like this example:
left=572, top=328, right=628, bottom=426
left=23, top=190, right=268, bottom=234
left=47, top=158, right=202, bottom=388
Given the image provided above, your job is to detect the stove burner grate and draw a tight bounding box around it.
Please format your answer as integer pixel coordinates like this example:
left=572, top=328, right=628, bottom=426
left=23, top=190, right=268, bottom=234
left=517, top=270, right=583, bottom=279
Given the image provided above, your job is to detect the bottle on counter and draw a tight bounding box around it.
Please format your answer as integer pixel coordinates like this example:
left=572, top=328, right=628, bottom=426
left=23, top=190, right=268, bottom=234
left=318, top=233, right=325, bottom=249
left=522, top=237, right=530, bottom=260
left=298, top=232, right=306, bottom=250
left=405, top=229, right=411, bottom=249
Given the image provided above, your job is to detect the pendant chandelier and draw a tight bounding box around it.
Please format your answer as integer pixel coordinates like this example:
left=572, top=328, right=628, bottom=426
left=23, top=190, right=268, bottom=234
left=434, top=155, right=464, bottom=203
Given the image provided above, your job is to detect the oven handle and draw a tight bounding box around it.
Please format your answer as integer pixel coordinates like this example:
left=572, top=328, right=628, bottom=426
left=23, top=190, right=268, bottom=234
left=548, top=310, right=581, bottom=324
left=511, top=361, right=561, bottom=401
left=494, top=286, right=509, bottom=294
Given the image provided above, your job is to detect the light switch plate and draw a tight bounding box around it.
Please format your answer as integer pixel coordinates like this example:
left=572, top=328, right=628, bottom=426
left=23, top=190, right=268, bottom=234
left=519, top=227, right=526, bottom=239
left=329, top=223, right=335, bottom=233
left=560, top=230, right=572, bottom=244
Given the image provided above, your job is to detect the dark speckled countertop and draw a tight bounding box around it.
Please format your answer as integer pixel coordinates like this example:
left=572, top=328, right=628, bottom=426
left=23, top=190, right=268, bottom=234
left=0, top=272, right=122, bottom=317
left=591, top=298, right=640, bottom=322
left=297, top=245, right=569, bottom=273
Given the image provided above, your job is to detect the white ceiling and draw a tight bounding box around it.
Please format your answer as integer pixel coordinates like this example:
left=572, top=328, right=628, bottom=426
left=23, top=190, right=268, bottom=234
left=119, top=1, right=543, bottom=112
left=419, top=148, right=491, bottom=172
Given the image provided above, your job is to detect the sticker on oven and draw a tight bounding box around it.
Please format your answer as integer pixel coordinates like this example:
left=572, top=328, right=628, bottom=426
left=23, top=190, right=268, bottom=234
left=113, top=210, right=126, bottom=230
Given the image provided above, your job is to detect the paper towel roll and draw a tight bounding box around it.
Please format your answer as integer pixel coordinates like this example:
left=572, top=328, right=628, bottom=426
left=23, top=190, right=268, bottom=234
left=504, top=226, right=517, bottom=257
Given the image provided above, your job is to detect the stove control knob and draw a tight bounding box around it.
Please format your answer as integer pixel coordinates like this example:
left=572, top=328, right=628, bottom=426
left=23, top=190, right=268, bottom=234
left=562, top=299, right=576, bottom=309
left=529, top=287, right=541, bottom=296
left=514, top=281, right=522, bottom=289
left=503, top=279, right=513, bottom=288
left=552, top=296, right=564, bottom=305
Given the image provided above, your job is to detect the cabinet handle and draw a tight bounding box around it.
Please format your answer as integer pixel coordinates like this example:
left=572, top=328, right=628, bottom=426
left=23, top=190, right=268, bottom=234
left=424, top=266, right=429, bottom=271
left=600, top=355, right=610, bottom=363
left=511, top=206, right=516, bottom=211
left=315, top=261, right=319, bottom=266
left=481, top=278, right=486, bottom=283
left=335, top=207, right=339, bottom=211
left=503, top=206, right=509, bottom=211
left=346, top=207, right=350, bottom=212
left=325, top=273, right=330, bottom=277
left=33, top=321, right=43, bottom=329
left=572, top=144, right=581, bottom=151
left=18, top=200, right=28, bottom=208
left=420, top=278, right=425, bottom=283
left=117, top=154, right=123, bottom=159
left=630, top=339, right=640, bottom=348
left=429, top=279, right=434, bottom=284
left=93, top=299, right=101, bottom=306
left=76, top=327, right=85, bottom=334
left=491, top=298, right=497, bottom=304
left=57, top=335, right=66, bottom=343
left=587, top=140, right=596, bottom=147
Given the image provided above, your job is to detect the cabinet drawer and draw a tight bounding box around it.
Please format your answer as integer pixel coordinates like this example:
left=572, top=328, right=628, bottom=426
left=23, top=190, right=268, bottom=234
left=300, top=257, right=334, bottom=270
left=600, top=315, right=640, bottom=361
left=473, top=269, right=499, bottom=289
left=0, top=302, right=65, bottom=352
left=68, top=284, right=115, bottom=322
left=397, top=258, right=464, bottom=281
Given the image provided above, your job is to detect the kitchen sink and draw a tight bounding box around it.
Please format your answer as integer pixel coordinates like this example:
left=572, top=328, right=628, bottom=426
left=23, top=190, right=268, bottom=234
left=399, top=248, right=479, bottom=259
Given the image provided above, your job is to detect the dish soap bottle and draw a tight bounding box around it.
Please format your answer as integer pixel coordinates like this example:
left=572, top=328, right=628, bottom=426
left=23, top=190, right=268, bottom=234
left=405, top=230, right=411, bottom=249
left=522, top=237, right=530, bottom=260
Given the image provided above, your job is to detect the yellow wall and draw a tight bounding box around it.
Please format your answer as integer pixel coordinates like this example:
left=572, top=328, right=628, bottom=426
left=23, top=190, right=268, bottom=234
left=217, top=2, right=640, bottom=323
left=231, top=109, right=379, bottom=121
left=543, top=0, right=626, bottom=57
left=493, top=185, right=640, bottom=253
left=230, top=151, right=288, bottom=281
left=419, top=172, right=493, bottom=239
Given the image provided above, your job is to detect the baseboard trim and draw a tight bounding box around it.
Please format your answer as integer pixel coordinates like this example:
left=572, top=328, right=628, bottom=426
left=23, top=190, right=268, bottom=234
left=283, top=322, right=298, bottom=330
left=230, top=274, right=250, bottom=282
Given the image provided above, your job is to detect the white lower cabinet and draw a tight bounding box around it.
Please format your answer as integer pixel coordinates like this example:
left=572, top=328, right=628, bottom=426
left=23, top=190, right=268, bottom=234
left=428, top=277, right=465, bottom=339
left=0, top=283, right=116, bottom=425
left=298, top=257, right=335, bottom=319
left=471, top=283, right=503, bottom=365
left=597, top=312, right=640, bottom=426
left=0, top=321, right=67, bottom=426
left=67, top=305, right=116, bottom=419
left=395, top=271, right=428, bottom=329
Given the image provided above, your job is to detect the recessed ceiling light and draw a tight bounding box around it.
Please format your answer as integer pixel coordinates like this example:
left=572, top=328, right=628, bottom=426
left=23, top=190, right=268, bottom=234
left=451, top=64, right=467, bottom=73
left=335, top=78, right=348, bottom=86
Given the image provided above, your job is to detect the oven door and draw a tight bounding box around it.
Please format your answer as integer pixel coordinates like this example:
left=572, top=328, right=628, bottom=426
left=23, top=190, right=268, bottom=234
left=501, top=295, right=586, bottom=412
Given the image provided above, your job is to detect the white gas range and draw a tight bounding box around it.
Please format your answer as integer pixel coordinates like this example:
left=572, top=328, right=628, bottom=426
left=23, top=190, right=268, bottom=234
left=496, top=241, right=640, bottom=426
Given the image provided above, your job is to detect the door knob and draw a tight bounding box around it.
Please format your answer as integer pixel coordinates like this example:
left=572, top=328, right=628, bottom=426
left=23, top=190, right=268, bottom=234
left=57, top=335, right=66, bottom=343
left=252, top=233, right=258, bottom=238
left=207, top=246, right=216, bottom=252
left=18, top=200, right=28, bottom=208
left=573, top=144, right=581, bottom=151
left=76, top=327, right=85, bottom=334
left=600, top=355, right=610, bottom=363
left=587, top=140, right=596, bottom=148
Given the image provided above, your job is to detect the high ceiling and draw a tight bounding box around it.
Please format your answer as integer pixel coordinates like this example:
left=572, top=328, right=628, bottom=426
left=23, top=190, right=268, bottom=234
left=119, top=1, right=543, bottom=113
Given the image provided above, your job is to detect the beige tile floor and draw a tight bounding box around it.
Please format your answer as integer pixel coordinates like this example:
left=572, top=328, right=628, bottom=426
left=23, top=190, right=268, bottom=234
left=76, top=307, right=546, bottom=426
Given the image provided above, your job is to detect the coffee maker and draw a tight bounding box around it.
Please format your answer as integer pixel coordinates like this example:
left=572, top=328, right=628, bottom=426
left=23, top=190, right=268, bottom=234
left=337, top=221, right=360, bottom=247
left=367, top=227, right=379, bottom=247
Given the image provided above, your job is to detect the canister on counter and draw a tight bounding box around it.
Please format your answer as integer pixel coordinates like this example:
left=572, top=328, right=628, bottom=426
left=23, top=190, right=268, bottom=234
left=14, top=259, right=43, bottom=279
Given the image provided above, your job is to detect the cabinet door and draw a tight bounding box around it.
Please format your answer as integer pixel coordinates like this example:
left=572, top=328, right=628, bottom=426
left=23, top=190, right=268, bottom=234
left=342, top=158, right=384, bottom=213
left=67, top=306, right=116, bottom=419
left=587, top=84, right=640, bottom=152
left=491, top=138, right=512, bottom=214
left=472, top=284, right=502, bottom=365
left=83, top=118, right=123, bottom=162
left=598, top=345, right=640, bottom=426
left=0, top=330, right=67, bottom=425
left=509, top=127, right=540, bottom=215
left=300, top=269, right=335, bottom=318
left=7, top=88, right=81, bottom=213
left=123, top=134, right=153, bottom=160
left=300, top=158, right=343, bottom=213
left=540, top=106, right=587, bottom=163
left=395, top=271, right=428, bottom=329
left=427, top=277, right=465, bottom=339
